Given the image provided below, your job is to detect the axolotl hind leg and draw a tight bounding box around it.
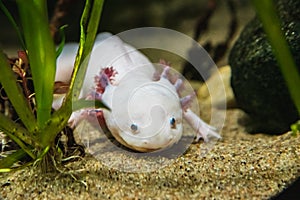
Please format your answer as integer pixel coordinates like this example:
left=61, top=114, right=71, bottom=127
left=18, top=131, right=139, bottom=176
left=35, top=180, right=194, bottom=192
left=69, top=109, right=107, bottom=130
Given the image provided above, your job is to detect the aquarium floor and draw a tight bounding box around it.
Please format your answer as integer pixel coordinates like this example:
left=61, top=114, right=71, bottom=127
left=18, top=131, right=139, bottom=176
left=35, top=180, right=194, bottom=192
left=1, top=108, right=299, bottom=200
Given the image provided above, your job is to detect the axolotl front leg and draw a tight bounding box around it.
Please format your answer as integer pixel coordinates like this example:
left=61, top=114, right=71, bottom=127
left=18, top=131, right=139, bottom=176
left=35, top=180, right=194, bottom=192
left=183, top=108, right=221, bottom=142
left=68, top=68, right=111, bottom=129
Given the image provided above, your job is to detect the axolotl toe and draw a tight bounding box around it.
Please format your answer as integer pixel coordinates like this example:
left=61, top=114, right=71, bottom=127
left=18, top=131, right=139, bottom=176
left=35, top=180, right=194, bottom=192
left=54, top=33, right=221, bottom=152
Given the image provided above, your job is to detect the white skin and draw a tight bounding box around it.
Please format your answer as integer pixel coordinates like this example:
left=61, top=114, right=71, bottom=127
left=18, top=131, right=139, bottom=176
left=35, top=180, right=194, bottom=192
left=54, top=33, right=221, bottom=152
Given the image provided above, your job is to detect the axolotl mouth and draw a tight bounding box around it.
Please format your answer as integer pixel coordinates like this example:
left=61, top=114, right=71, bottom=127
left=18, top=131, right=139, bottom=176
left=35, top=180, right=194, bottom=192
left=103, top=112, right=183, bottom=152
left=107, top=126, right=182, bottom=152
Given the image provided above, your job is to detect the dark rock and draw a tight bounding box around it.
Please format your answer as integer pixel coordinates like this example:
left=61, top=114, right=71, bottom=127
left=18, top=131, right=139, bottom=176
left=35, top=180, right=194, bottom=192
left=229, top=0, right=300, bottom=133
left=271, top=177, right=300, bottom=200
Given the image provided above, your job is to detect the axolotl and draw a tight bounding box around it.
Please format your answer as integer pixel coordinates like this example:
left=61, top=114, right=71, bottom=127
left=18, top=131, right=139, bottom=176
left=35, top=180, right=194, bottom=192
left=54, top=33, right=221, bottom=152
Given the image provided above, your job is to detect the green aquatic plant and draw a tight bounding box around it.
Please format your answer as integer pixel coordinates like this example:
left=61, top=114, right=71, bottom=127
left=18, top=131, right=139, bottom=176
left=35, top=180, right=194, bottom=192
left=251, top=0, right=300, bottom=117
left=0, top=0, right=105, bottom=172
left=291, top=120, right=300, bottom=136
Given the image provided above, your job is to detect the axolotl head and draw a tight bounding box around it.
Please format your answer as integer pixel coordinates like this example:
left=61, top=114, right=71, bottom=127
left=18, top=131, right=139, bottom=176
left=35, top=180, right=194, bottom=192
left=102, top=75, right=183, bottom=152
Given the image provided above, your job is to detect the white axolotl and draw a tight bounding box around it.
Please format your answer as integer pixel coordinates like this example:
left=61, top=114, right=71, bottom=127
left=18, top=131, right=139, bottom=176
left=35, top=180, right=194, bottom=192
left=54, top=33, right=221, bottom=152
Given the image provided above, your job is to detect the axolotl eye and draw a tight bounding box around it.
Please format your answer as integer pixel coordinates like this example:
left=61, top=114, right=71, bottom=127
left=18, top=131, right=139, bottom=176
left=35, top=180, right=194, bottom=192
left=170, top=117, right=176, bottom=129
left=130, top=123, right=138, bottom=132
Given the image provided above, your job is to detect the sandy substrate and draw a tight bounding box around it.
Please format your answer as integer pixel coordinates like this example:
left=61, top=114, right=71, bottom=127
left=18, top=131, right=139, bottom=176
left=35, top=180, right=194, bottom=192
left=1, top=107, right=299, bottom=200
left=1, top=2, right=298, bottom=199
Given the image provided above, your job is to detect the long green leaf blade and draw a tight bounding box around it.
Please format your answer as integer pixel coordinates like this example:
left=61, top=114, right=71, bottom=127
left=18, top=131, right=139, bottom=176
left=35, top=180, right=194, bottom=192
left=72, top=99, right=110, bottom=111
left=0, top=52, right=37, bottom=133
left=41, top=0, right=105, bottom=147
left=70, top=0, right=105, bottom=101
left=17, top=0, right=56, bottom=128
left=0, top=0, right=26, bottom=50
left=252, top=0, right=300, bottom=114
left=0, top=112, right=38, bottom=158
left=0, top=149, right=27, bottom=169
left=56, top=25, right=68, bottom=58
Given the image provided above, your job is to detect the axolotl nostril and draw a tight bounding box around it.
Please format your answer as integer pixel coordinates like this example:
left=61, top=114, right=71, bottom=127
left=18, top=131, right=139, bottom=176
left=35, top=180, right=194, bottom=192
left=54, top=33, right=221, bottom=152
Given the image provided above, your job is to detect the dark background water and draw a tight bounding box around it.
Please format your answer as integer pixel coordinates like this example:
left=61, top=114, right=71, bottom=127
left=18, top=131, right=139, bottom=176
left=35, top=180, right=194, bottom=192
left=0, top=0, right=253, bottom=48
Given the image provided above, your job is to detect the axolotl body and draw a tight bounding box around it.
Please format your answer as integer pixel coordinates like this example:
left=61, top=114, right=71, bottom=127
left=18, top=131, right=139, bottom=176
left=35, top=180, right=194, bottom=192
left=54, top=33, right=221, bottom=152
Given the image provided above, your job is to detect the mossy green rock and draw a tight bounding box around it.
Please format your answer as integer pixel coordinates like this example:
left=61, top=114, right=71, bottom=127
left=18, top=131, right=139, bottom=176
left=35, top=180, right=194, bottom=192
left=229, top=0, right=300, bottom=133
